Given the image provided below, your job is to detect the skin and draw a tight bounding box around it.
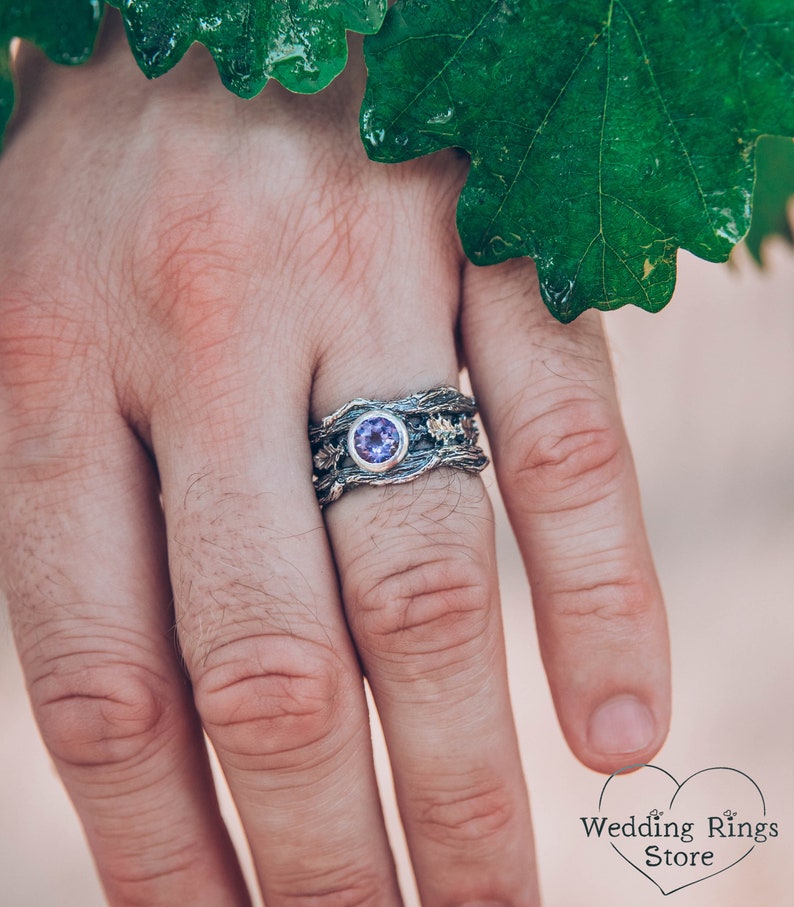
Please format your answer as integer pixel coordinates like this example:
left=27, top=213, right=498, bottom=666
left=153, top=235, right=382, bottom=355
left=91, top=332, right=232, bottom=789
left=0, top=12, right=670, bottom=906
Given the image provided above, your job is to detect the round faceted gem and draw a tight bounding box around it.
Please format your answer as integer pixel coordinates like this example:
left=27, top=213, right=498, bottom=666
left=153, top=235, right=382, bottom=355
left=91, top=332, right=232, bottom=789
left=348, top=410, right=409, bottom=473
left=354, top=417, right=398, bottom=462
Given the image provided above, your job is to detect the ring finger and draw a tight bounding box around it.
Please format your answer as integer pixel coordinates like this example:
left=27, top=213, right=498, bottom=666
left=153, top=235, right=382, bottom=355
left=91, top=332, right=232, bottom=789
left=313, top=296, right=537, bottom=906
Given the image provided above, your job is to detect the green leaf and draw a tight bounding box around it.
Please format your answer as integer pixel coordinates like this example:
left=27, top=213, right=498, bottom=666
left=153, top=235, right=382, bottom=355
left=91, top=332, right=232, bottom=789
left=107, top=0, right=387, bottom=97
left=744, top=134, right=794, bottom=262
left=0, top=0, right=104, bottom=143
left=362, top=1, right=794, bottom=321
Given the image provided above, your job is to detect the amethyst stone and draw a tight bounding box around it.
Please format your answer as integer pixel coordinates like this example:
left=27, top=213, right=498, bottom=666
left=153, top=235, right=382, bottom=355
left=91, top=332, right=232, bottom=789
left=348, top=410, right=408, bottom=473
left=354, top=416, right=400, bottom=463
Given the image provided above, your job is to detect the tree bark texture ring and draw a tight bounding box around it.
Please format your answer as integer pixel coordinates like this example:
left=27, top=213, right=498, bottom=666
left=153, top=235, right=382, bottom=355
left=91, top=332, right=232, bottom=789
left=309, top=386, right=489, bottom=507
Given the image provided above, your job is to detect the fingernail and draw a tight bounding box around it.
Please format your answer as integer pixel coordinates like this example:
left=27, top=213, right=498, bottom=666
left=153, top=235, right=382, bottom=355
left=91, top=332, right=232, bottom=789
left=588, top=695, right=656, bottom=755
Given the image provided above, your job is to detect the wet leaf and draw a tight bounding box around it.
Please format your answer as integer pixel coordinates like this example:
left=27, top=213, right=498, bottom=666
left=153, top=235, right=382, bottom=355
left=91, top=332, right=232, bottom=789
left=362, top=0, right=794, bottom=321
left=0, top=0, right=104, bottom=143
left=744, top=134, right=794, bottom=263
left=107, top=0, right=386, bottom=97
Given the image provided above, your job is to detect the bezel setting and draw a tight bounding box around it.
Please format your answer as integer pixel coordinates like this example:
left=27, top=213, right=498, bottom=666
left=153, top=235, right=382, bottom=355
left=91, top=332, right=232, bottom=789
left=347, top=409, right=410, bottom=474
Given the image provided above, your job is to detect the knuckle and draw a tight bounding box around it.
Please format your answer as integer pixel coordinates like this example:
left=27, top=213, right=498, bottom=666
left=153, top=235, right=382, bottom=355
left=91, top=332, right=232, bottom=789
left=100, top=840, right=212, bottom=902
left=139, top=211, right=244, bottom=345
left=349, top=545, right=491, bottom=662
left=271, top=869, right=387, bottom=907
left=550, top=569, right=659, bottom=630
left=501, top=393, right=625, bottom=507
left=172, top=490, right=346, bottom=767
left=30, top=661, right=171, bottom=771
left=413, top=776, right=516, bottom=850
left=191, top=634, right=342, bottom=768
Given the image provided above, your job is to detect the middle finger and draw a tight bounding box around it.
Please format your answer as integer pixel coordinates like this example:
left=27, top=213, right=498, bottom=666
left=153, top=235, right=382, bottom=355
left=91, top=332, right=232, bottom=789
left=152, top=353, right=401, bottom=903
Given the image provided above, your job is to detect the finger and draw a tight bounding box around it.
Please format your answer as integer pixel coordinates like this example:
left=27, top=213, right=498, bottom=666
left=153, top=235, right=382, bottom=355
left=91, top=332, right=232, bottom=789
left=314, top=301, right=538, bottom=905
left=462, top=258, right=670, bottom=774
left=0, top=341, right=249, bottom=904
left=152, top=360, right=402, bottom=905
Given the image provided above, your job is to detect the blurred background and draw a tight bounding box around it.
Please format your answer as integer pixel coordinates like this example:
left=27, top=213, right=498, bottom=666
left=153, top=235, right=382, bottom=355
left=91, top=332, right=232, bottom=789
left=1, top=240, right=793, bottom=905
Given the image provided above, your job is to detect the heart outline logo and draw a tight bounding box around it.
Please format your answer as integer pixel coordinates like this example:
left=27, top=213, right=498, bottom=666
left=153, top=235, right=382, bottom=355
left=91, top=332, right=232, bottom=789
left=594, top=764, right=770, bottom=896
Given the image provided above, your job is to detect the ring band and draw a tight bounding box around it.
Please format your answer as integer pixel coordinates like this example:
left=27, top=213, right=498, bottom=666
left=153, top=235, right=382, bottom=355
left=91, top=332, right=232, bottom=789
left=310, top=386, right=489, bottom=507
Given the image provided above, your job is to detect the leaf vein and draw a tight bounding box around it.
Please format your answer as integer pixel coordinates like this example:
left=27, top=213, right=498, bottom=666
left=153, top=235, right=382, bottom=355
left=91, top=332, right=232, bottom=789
left=601, top=191, right=666, bottom=235
left=726, top=1, right=794, bottom=83
left=606, top=238, right=653, bottom=305
left=381, top=0, right=503, bottom=134
left=614, top=0, right=717, bottom=237
left=474, top=26, right=604, bottom=254
left=598, top=0, right=615, bottom=302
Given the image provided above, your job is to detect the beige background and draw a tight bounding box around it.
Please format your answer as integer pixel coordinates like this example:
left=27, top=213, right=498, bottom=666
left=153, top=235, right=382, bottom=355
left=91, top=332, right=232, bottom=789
left=2, top=243, right=793, bottom=905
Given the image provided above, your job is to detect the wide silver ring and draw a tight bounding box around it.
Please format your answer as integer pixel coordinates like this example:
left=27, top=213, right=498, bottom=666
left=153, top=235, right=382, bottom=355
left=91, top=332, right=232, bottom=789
left=309, top=386, right=489, bottom=507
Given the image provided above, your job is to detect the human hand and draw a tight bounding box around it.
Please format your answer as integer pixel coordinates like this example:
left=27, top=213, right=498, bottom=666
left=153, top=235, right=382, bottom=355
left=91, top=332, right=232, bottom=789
left=0, top=12, right=669, bottom=905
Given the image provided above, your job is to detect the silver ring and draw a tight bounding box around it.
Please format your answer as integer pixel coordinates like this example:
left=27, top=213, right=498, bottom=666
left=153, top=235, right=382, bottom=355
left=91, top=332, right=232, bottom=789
left=310, top=386, right=489, bottom=507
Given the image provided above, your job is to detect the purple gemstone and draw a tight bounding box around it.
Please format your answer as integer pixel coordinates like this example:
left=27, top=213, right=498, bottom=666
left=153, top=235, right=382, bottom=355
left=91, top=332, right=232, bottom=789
left=352, top=415, right=402, bottom=465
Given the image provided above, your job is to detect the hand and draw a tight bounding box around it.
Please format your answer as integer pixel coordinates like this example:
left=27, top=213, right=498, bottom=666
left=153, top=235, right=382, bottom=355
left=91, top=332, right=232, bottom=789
left=0, top=12, right=669, bottom=905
